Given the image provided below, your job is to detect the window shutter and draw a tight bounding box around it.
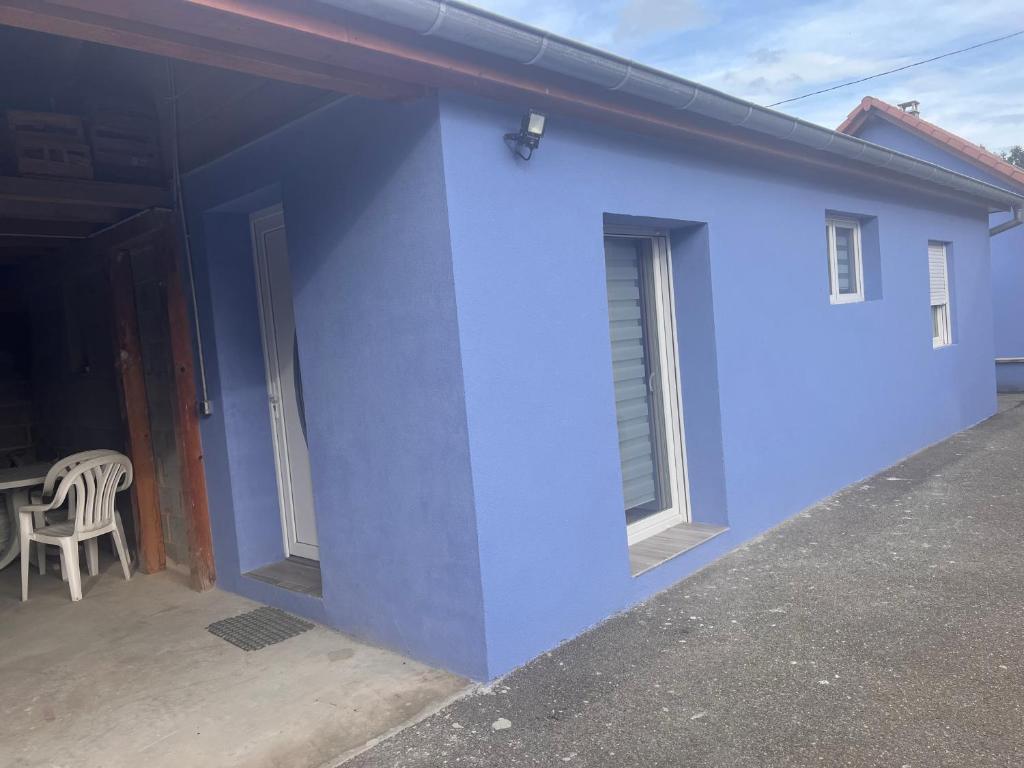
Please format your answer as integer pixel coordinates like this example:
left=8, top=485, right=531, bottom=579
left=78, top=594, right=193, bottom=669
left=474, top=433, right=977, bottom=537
left=928, top=242, right=948, bottom=306
left=605, top=238, right=658, bottom=510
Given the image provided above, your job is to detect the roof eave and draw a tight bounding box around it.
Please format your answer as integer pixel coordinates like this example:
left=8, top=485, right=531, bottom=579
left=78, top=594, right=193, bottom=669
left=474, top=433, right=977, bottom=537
left=312, top=0, right=1024, bottom=212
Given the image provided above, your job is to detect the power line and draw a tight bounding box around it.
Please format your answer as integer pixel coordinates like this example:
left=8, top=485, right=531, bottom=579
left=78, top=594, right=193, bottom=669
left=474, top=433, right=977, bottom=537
left=767, top=28, right=1024, bottom=107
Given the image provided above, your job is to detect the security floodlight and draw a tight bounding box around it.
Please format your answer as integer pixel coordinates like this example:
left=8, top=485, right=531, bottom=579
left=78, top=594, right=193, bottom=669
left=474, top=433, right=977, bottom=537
left=505, top=109, right=547, bottom=160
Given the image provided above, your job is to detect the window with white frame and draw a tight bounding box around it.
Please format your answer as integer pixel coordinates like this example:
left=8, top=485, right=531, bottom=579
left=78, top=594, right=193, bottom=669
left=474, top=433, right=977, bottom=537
left=603, top=232, right=689, bottom=545
left=825, top=216, right=864, bottom=303
left=929, top=241, right=952, bottom=348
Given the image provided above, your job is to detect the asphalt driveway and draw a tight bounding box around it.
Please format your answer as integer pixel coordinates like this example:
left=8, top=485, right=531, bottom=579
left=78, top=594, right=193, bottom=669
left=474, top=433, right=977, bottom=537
left=346, top=395, right=1024, bottom=767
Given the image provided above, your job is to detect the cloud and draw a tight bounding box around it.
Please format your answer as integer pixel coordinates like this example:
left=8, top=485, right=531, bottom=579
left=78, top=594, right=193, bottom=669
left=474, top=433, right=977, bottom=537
left=467, top=0, right=1023, bottom=148
left=614, top=0, right=714, bottom=42
left=657, top=0, right=1023, bottom=147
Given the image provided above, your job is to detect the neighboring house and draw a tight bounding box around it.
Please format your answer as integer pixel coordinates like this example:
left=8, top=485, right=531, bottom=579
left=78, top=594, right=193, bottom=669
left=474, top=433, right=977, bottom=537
left=12, top=2, right=1021, bottom=684
left=839, top=97, right=1024, bottom=392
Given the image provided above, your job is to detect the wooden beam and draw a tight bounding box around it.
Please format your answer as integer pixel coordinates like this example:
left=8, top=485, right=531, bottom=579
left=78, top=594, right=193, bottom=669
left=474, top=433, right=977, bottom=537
left=0, top=0, right=422, bottom=100
left=108, top=248, right=166, bottom=574
left=0, top=198, right=123, bottom=223
left=0, top=218, right=96, bottom=238
left=89, top=208, right=175, bottom=253
left=0, top=237, right=66, bottom=251
left=161, top=230, right=215, bottom=592
left=0, top=176, right=171, bottom=210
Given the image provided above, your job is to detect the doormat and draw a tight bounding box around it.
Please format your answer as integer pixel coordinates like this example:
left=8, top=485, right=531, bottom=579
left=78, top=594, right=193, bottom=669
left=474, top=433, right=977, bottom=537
left=207, top=607, right=314, bottom=651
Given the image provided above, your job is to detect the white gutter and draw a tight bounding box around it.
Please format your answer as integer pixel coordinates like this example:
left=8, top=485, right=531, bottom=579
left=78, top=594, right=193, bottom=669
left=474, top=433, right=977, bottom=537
left=318, top=0, right=1024, bottom=212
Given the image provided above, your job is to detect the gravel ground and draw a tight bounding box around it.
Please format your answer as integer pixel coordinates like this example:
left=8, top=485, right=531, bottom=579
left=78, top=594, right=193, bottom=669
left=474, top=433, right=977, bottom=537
left=347, top=395, right=1024, bottom=768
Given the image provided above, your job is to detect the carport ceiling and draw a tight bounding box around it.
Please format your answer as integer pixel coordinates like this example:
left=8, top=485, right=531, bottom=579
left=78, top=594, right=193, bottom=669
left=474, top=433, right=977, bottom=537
left=0, top=25, right=347, bottom=239
left=0, top=0, right=423, bottom=101
left=0, top=24, right=343, bottom=174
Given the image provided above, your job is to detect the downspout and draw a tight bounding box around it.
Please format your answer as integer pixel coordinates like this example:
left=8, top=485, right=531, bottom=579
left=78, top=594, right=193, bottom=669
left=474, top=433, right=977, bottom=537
left=167, top=60, right=213, bottom=417
left=990, top=206, right=1024, bottom=236
left=991, top=205, right=1024, bottom=371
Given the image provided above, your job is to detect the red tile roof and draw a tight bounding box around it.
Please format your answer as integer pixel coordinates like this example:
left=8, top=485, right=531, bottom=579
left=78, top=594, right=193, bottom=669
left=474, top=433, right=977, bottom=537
left=838, top=96, right=1024, bottom=188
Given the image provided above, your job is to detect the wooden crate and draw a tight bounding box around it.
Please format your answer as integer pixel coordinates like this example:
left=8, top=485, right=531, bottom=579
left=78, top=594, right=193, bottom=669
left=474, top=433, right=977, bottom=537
left=88, top=106, right=163, bottom=185
left=6, top=110, right=85, bottom=141
left=2, top=110, right=93, bottom=180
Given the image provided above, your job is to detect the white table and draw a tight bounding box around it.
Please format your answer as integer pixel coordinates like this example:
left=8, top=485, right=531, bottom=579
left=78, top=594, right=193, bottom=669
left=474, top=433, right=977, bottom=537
left=0, top=463, right=50, bottom=570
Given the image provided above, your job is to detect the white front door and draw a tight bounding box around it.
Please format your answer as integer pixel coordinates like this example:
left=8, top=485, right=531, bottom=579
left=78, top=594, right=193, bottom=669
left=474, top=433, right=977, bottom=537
left=251, top=205, right=319, bottom=561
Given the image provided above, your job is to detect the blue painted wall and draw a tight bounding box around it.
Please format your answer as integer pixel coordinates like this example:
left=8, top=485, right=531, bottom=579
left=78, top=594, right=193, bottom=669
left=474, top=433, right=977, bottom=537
left=184, top=96, right=488, bottom=678
left=438, top=92, right=996, bottom=677
left=184, top=91, right=1000, bottom=682
left=853, top=116, right=1024, bottom=391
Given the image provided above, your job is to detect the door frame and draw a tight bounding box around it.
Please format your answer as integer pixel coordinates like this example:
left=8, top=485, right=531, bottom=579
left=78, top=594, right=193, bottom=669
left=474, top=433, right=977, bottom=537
left=605, top=229, right=692, bottom=545
left=249, top=203, right=317, bottom=560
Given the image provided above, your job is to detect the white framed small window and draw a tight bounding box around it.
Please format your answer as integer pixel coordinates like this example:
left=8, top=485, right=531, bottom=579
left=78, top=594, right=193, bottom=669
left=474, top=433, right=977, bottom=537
left=929, top=241, right=952, bottom=348
left=603, top=231, right=690, bottom=545
left=825, top=217, right=865, bottom=304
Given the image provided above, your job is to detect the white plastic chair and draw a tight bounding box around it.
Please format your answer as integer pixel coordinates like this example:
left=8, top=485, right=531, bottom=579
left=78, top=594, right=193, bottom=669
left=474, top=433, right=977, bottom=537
left=29, top=449, right=127, bottom=577
left=19, top=453, right=133, bottom=602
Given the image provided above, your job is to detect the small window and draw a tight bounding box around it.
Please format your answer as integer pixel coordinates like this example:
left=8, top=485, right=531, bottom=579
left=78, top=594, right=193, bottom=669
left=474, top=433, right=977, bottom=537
left=825, top=217, right=864, bottom=303
left=929, top=241, right=951, bottom=348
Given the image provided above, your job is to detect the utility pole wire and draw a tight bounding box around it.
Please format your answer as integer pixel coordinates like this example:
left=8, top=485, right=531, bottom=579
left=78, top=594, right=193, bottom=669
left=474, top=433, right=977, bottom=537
left=767, top=28, right=1024, bottom=107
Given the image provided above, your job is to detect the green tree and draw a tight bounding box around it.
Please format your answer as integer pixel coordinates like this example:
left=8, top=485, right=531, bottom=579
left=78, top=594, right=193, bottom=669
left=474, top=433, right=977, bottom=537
left=1001, top=145, right=1024, bottom=168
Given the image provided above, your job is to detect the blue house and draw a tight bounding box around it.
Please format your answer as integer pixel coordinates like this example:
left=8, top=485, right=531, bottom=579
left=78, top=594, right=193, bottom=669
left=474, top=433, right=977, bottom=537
left=176, top=1, right=1024, bottom=681
left=9, top=1, right=1015, bottom=683
left=839, top=97, right=1024, bottom=392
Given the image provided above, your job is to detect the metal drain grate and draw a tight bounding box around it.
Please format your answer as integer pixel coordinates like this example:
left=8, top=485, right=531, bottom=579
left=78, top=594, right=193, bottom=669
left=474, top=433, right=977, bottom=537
left=207, top=607, right=314, bottom=651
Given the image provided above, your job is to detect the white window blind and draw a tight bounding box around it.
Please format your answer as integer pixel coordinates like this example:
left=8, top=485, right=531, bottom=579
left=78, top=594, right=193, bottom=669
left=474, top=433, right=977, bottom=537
left=928, top=242, right=949, bottom=306
left=604, top=237, right=658, bottom=510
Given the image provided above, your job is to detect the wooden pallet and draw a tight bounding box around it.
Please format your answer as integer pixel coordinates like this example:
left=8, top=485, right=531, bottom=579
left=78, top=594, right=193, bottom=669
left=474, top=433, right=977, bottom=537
left=88, top=106, right=163, bottom=185
left=2, top=110, right=94, bottom=180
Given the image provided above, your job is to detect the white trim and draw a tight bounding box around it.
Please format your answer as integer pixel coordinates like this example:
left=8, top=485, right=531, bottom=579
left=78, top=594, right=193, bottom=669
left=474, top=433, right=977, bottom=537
left=605, top=231, right=691, bottom=546
left=826, top=216, right=865, bottom=304
left=250, top=204, right=319, bottom=561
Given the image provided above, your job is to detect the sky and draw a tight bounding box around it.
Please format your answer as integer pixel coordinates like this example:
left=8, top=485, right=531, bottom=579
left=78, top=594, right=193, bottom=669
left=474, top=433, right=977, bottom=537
left=466, top=0, right=1023, bottom=152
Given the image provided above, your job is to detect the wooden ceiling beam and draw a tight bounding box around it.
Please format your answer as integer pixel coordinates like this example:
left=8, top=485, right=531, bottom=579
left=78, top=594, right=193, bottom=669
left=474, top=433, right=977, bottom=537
left=0, top=218, right=97, bottom=238
left=0, top=0, right=422, bottom=100
left=0, top=198, right=123, bottom=223
left=0, top=240, right=62, bottom=253
left=88, top=207, right=173, bottom=253
left=0, top=176, right=171, bottom=209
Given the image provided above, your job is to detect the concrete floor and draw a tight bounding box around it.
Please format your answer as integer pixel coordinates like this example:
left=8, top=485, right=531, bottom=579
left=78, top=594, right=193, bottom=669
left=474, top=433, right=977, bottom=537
left=347, top=395, right=1024, bottom=767
left=1, top=557, right=468, bottom=768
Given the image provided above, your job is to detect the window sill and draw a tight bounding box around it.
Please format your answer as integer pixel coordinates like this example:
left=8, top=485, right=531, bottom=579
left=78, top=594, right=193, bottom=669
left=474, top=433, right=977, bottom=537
left=628, top=521, right=728, bottom=577
left=829, top=294, right=865, bottom=305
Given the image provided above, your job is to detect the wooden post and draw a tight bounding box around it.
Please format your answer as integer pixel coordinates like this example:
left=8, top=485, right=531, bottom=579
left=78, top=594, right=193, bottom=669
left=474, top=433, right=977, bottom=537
left=109, top=248, right=166, bottom=573
left=162, top=236, right=216, bottom=591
